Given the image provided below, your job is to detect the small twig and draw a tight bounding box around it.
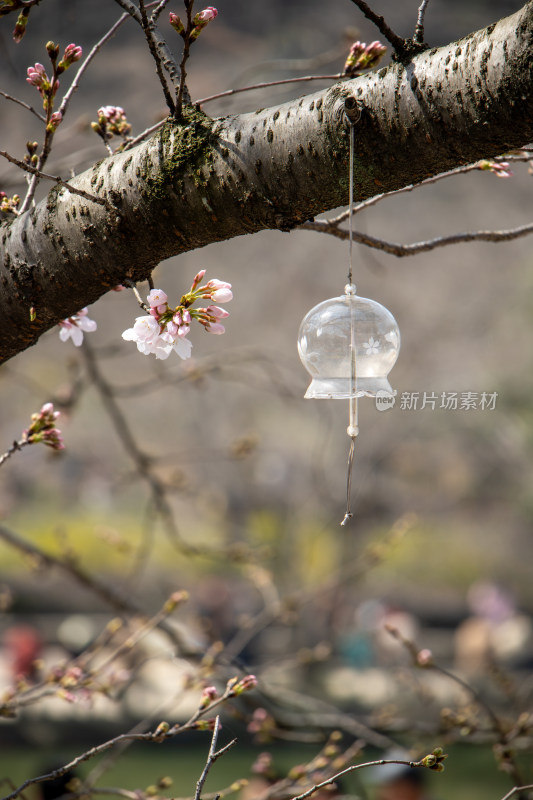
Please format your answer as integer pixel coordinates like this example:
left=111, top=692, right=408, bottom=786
left=289, top=758, right=427, bottom=800
left=195, top=74, right=345, bottom=107
left=59, top=12, right=131, bottom=118
left=124, top=279, right=149, bottom=310
left=0, top=439, right=29, bottom=468
left=113, top=0, right=181, bottom=91
left=123, top=118, right=166, bottom=150
left=500, top=787, right=533, bottom=800
left=194, top=717, right=237, bottom=800
left=139, top=0, right=175, bottom=113
left=300, top=219, right=533, bottom=256
left=413, top=0, right=431, bottom=45
left=0, top=90, right=46, bottom=122
left=0, top=150, right=111, bottom=209
left=347, top=0, right=407, bottom=56
left=150, top=0, right=171, bottom=24
left=176, top=0, right=195, bottom=119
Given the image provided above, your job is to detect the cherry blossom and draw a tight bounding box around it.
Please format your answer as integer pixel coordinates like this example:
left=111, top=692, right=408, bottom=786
left=58, top=308, right=97, bottom=347
left=121, top=272, right=232, bottom=360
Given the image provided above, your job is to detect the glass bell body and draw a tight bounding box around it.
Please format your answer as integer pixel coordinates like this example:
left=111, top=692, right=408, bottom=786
left=298, top=286, right=400, bottom=399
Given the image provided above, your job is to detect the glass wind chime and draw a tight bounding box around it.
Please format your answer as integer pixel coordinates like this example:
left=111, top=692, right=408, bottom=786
left=298, top=114, right=400, bottom=525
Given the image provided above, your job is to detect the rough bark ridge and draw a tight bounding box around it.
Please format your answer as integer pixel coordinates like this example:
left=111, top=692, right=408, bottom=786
left=1, top=2, right=532, bottom=363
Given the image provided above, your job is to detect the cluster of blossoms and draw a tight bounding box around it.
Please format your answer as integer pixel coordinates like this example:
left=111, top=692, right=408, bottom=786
left=22, top=403, right=64, bottom=451
left=91, top=105, right=132, bottom=143
left=169, top=6, right=217, bottom=40
left=122, top=270, right=232, bottom=361
left=26, top=41, right=81, bottom=125
left=58, top=308, right=97, bottom=347
left=477, top=159, right=513, bottom=178
left=343, top=40, right=387, bottom=76
left=0, top=191, right=20, bottom=215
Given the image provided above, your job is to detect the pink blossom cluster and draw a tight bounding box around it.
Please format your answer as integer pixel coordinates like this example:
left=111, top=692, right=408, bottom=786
left=477, top=159, right=513, bottom=178
left=22, top=402, right=64, bottom=451
left=0, top=191, right=20, bottom=214
left=344, top=40, right=387, bottom=76
left=122, top=271, right=232, bottom=361
left=26, top=62, right=57, bottom=99
left=58, top=308, right=97, bottom=347
left=170, top=7, right=217, bottom=40
left=92, top=105, right=132, bottom=139
left=57, top=42, right=82, bottom=73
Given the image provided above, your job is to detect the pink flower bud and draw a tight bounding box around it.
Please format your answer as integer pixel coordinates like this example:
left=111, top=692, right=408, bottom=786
left=173, top=312, right=183, bottom=326
left=194, top=6, right=218, bottom=23
left=206, top=305, right=229, bottom=319
left=182, top=309, right=191, bottom=324
left=211, top=288, right=233, bottom=303
left=166, top=321, right=178, bottom=336
left=169, top=11, right=185, bottom=34
left=177, top=324, right=190, bottom=337
left=206, top=322, right=225, bottom=335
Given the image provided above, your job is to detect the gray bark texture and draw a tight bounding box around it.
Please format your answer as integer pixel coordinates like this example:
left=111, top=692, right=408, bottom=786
left=1, top=2, right=532, bottom=363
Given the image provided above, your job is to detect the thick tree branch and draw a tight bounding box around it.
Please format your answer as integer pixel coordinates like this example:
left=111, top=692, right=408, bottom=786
left=1, top=3, right=533, bottom=362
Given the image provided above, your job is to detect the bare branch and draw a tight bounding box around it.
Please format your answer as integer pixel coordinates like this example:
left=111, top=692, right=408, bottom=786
left=500, top=787, right=533, bottom=800
left=139, top=0, right=175, bottom=114
left=59, top=11, right=131, bottom=118
left=0, top=150, right=112, bottom=209
left=301, top=219, right=533, bottom=256
left=194, top=717, right=237, bottom=800
left=195, top=74, right=345, bottom=106
left=347, top=0, right=407, bottom=56
left=0, top=439, right=30, bottom=468
left=113, top=0, right=181, bottom=91
left=288, top=758, right=429, bottom=800
left=414, top=0, right=431, bottom=45
left=0, top=90, right=46, bottom=122
left=150, top=0, right=171, bottom=24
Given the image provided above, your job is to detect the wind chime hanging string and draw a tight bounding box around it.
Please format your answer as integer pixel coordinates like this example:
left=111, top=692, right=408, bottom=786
left=343, top=116, right=358, bottom=526
left=297, top=96, right=401, bottom=527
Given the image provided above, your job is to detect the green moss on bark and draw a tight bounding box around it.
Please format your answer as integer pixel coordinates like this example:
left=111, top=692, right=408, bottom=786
left=143, top=107, right=218, bottom=202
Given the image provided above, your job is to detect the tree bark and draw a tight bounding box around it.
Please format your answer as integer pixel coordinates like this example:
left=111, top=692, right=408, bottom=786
left=1, top=2, right=532, bottom=363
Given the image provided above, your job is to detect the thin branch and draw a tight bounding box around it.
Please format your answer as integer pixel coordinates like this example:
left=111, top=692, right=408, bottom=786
left=347, top=0, right=407, bottom=56
left=414, top=0, right=431, bottom=45
left=0, top=439, right=29, bottom=468
left=300, top=219, right=533, bottom=256
left=194, top=717, right=237, bottom=800
left=150, top=0, right=171, bottom=25
left=176, top=0, right=195, bottom=119
left=1, top=727, right=179, bottom=800
left=59, top=12, right=131, bottom=118
left=123, top=118, right=166, bottom=150
left=0, top=90, right=46, bottom=122
left=0, top=150, right=112, bottom=209
left=500, top=787, right=533, bottom=800
left=195, top=74, right=346, bottom=107
left=113, top=0, right=181, bottom=91
left=288, top=759, right=427, bottom=800
left=139, top=0, right=175, bottom=114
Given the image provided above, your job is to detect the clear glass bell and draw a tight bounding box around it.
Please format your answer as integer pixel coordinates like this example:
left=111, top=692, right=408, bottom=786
left=298, top=284, right=400, bottom=399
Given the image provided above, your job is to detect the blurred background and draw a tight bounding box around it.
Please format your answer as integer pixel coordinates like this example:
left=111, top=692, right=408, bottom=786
left=1, top=1, right=533, bottom=799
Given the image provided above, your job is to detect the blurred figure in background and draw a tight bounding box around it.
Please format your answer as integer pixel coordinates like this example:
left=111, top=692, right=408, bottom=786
left=3, top=624, right=42, bottom=682
left=454, top=582, right=532, bottom=674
